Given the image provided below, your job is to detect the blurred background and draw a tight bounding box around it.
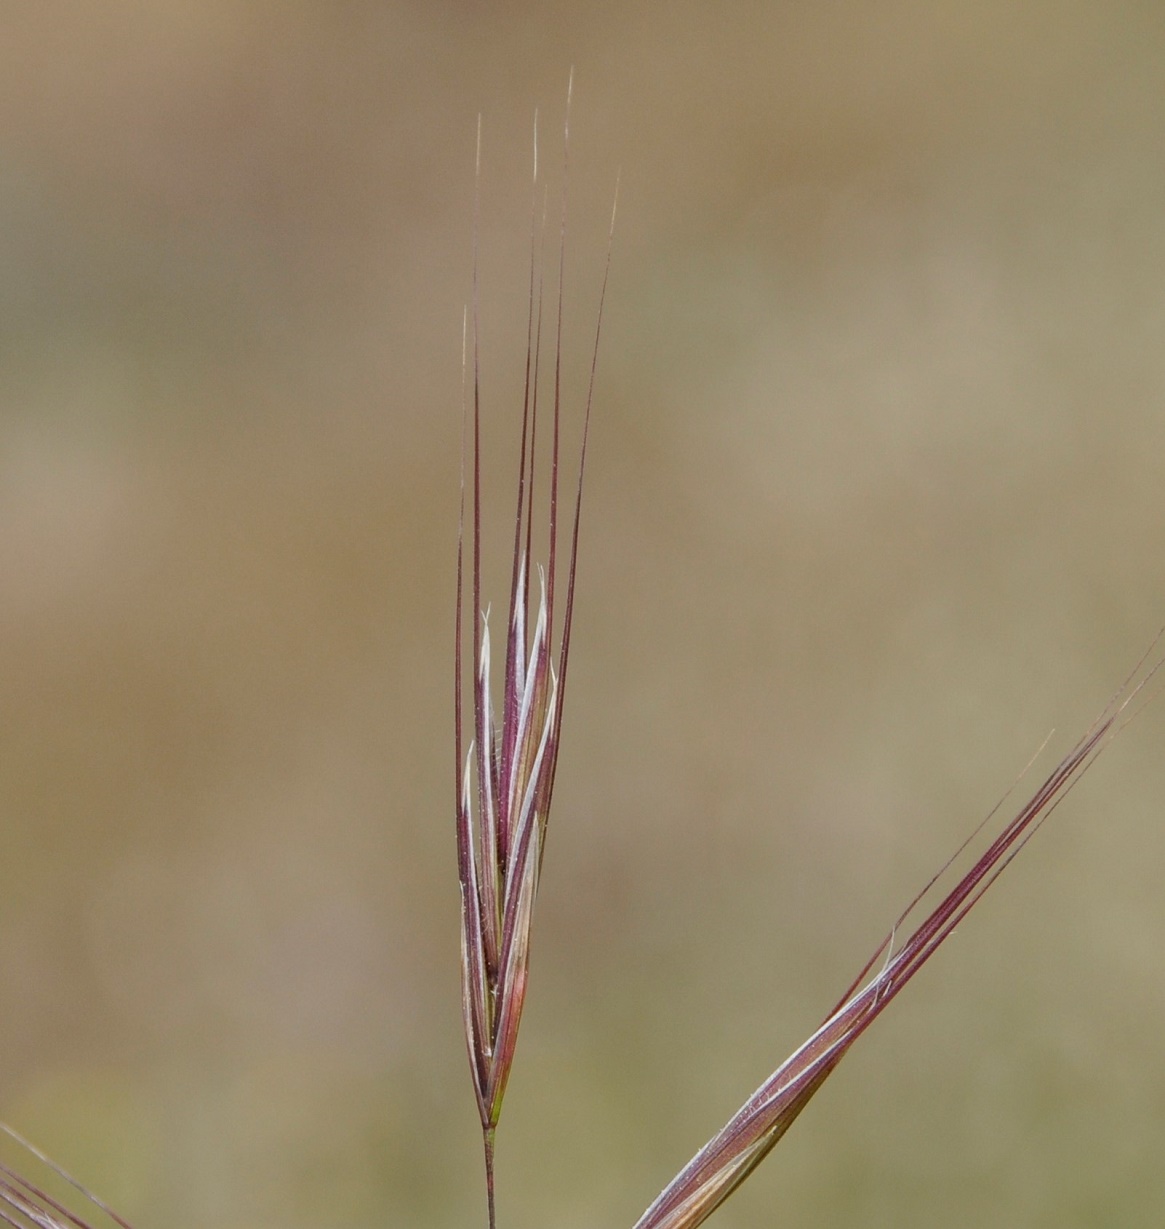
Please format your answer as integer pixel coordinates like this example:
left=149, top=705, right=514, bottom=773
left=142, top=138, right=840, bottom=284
left=2, top=3, right=1165, bottom=1227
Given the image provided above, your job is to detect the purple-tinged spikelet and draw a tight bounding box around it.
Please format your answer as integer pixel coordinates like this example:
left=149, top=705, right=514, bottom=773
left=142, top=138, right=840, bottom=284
left=631, top=637, right=1163, bottom=1229
left=454, top=83, right=614, bottom=1226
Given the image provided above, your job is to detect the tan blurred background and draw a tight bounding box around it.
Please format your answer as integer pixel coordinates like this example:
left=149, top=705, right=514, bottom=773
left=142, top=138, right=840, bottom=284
left=2, top=3, right=1165, bottom=1226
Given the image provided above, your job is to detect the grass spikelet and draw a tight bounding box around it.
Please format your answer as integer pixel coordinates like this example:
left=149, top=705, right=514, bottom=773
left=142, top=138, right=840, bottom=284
left=630, top=634, right=1164, bottom=1229
left=454, top=77, right=614, bottom=1227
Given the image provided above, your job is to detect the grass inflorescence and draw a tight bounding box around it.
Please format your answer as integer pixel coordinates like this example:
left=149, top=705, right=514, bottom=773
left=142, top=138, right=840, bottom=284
left=0, top=85, right=1160, bottom=1229
left=454, top=88, right=1164, bottom=1229
left=454, top=76, right=615, bottom=1229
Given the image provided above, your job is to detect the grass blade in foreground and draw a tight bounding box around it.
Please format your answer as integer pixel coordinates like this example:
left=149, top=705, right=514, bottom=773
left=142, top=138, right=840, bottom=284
left=0, top=1124, right=133, bottom=1229
left=454, top=88, right=614, bottom=1227
left=632, top=637, right=1163, bottom=1229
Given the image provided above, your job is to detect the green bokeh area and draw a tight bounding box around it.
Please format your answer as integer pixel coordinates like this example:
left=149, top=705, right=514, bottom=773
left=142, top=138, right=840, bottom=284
left=2, top=4, right=1165, bottom=1227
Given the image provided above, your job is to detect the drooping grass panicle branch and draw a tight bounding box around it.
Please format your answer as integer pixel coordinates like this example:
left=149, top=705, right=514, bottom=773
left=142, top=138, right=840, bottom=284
left=630, top=632, right=1164, bottom=1229
left=0, top=1124, right=133, bottom=1229
left=454, top=77, right=615, bottom=1227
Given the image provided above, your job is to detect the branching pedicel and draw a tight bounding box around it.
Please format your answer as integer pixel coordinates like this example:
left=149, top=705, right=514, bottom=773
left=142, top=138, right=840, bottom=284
left=457, top=98, right=1164, bottom=1229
